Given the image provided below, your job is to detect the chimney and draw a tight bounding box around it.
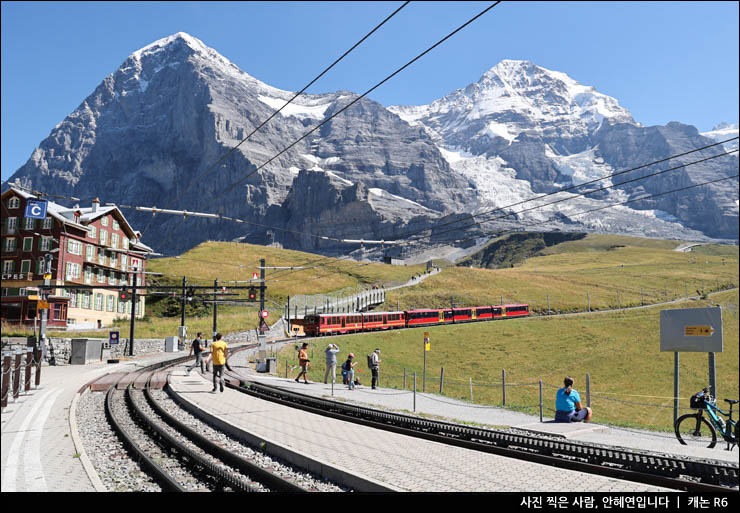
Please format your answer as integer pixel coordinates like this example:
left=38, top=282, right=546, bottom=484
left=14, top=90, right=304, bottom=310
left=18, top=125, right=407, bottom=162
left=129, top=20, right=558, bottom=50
left=91, top=197, right=100, bottom=213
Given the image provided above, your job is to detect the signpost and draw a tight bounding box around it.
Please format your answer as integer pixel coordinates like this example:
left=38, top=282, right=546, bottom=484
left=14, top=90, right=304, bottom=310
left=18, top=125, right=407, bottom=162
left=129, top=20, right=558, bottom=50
left=660, top=307, right=723, bottom=424
left=423, top=332, right=430, bottom=392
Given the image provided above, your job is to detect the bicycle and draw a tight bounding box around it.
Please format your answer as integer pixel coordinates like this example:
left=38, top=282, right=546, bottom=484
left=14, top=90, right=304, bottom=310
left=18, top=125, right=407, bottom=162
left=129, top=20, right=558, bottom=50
left=674, top=387, right=738, bottom=450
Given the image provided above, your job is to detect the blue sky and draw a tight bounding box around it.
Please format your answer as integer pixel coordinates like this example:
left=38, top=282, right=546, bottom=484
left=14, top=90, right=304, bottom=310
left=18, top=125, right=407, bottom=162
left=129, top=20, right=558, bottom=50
left=1, top=1, right=738, bottom=182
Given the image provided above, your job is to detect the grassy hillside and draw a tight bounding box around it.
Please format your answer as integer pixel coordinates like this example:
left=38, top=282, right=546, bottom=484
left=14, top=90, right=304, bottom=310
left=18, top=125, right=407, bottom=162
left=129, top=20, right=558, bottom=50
left=379, top=234, right=738, bottom=313
left=278, top=289, right=739, bottom=431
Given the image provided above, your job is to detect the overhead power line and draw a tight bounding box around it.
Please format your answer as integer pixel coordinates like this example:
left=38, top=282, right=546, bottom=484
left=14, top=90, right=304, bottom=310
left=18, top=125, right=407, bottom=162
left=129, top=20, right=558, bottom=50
left=204, top=2, right=502, bottom=205
left=139, top=1, right=411, bottom=237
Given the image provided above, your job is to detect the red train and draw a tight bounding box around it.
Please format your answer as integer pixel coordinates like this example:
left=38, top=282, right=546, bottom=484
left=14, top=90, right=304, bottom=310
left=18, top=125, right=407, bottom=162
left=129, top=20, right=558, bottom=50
left=303, top=304, right=529, bottom=337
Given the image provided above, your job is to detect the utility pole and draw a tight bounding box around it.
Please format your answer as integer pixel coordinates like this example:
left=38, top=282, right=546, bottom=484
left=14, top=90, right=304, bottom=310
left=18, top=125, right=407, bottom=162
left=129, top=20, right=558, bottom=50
left=128, top=267, right=138, bottom=356
left=180, top=276, right=187, bottom=328
left=212, top=279, right=218, bottom=339
left=38, top=251, right=57, bottom=364
left=257, top=258, right=267, bottom=369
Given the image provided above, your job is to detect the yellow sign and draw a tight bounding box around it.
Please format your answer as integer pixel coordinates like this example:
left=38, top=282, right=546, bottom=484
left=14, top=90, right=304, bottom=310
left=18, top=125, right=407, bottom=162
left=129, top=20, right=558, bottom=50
left=43, top=274, right=52, bottom=280
left=684, top=325, right=715, bottom=337
left=28, top=295, right=40, bottom=301
left=37, top=300, right=50, bottom=310
left=425, top=341, right=430, bottom=351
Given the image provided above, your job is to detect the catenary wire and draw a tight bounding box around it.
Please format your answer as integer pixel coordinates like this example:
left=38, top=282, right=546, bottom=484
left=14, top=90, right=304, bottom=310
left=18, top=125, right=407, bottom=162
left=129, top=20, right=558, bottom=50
left=138, top=1, right=411, bottom=237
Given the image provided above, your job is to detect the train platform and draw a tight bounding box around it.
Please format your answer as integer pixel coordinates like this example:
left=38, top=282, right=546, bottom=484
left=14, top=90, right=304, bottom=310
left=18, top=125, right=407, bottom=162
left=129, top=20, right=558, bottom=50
left=227, top=353, right=739, bottom=466
left=168, top=363, right=675, bottom=492
left=0, top=351, right=179, bottom=492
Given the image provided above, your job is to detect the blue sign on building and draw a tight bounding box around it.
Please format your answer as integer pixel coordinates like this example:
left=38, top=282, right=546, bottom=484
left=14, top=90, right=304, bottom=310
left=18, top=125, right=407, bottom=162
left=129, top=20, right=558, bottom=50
left=25, top=199, right=48, bottom=220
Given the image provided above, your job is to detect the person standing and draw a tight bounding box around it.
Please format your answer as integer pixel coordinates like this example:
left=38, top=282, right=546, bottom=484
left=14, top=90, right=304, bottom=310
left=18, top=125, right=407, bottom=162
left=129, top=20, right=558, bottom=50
left=210, top=333, right=228, bottom=393
left=186, top=332, right=206, bottom=374
left=554, top=376, right=592, bottom=422
left=295, top=342, right=310, bottom=384
left=370, top=348, right=381, bottom=389
left=343, top=353, right=357, bottom=390
left=323, top=343, right=340, bottom=384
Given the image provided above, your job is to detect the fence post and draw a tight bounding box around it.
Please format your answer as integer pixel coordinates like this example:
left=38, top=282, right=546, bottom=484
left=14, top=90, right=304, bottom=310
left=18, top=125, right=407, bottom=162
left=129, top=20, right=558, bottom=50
left=13, top=348, right=22, bottom=400
left=502, top=369, right=506, bottom=406
left=587, top=292, right=590, bottom=312
left=539, top=380, right=543, bottom=422
left=547, top=294, right=550, bottom=314
left=439, top=367, right=445, bottom=394
left=24, top=347, right=33, bottom=392
left=470, top=378, right=474, bottom=402
left=617, top=289, right=621, bottom=309
left=413, top=372, right=417, bottom=412
left=586, top=373, right=591, bottom=408
left=34, top=348, right=42, bottom=387
left=285, top=360, right=289, bottom=379
left=2, top=352, right=11, bottom=408
left=641, top=287, right=644, bottom=306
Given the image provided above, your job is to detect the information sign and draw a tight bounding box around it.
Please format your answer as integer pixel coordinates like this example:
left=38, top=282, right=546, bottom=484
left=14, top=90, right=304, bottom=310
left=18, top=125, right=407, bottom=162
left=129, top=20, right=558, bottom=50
left=660, top=307, right=723, bottom=352
left=24, top=199, right=48, bottom=220
left=109, top=331, right=120, bottom=345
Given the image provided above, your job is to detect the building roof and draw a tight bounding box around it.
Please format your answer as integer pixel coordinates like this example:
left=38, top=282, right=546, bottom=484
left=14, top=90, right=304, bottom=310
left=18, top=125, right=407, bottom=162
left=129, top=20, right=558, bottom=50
left=2, top=187, right=153, bottom=254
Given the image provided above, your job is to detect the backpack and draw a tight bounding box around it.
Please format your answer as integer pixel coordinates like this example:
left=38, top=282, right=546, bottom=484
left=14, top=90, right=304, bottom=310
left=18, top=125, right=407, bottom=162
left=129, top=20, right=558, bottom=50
left=341, top=360, right=349, bottom=372
left=367, top=354, right=374, bottom=369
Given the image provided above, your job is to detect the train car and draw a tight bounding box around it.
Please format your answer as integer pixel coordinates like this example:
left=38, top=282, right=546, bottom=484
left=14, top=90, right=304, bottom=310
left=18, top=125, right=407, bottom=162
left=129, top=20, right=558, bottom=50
left=362, top=311, right=406, bottom=331
left=303, top=313, right=364, bottom=336
left=502, top=304, right=530, bottom=318
left=405, top=308, right=454, bottom=327
left=452, top=306, right=497, bottom=323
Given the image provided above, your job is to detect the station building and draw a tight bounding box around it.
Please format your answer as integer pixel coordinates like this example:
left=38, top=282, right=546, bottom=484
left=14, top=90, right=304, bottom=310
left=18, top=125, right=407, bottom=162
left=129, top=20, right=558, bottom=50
left=1, top=187, right=152, bottom=330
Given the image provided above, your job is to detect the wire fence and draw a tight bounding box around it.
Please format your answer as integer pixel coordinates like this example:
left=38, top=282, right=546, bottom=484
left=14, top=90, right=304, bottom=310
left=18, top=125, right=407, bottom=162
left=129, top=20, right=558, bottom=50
left=277, top=348, right=732, bottom=431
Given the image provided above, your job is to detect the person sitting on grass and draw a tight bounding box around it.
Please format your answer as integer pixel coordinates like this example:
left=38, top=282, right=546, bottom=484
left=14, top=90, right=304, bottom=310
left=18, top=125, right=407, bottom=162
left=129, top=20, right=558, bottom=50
left=554, top=376, right=592, bottom=423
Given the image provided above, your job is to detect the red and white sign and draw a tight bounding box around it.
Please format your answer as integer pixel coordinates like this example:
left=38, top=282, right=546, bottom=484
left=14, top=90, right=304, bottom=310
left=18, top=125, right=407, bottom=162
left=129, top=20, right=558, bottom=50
left=252, top=272, right=259, bottom=280
left=260, top=310, right=269, bottom=318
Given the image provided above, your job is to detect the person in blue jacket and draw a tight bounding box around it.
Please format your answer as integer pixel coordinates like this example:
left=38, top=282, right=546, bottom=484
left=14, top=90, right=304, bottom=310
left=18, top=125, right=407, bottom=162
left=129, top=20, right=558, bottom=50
left=555, top=376, right=593, bottom=422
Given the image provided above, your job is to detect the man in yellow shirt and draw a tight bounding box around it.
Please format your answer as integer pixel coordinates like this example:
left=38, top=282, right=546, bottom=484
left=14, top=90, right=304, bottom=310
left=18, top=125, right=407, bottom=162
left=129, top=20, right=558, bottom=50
left=210, top=333, right=228, bottom=393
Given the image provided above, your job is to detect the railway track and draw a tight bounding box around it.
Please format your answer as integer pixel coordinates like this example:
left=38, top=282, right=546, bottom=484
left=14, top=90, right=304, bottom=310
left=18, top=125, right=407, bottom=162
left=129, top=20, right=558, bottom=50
left=99, top=354, right=314, bottom=492
left=220, top=346, right=738, bottom=493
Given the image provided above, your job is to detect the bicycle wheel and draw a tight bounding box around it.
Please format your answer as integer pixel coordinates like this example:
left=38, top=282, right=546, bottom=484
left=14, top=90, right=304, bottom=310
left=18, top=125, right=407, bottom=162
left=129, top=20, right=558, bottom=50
left=675, top=413, right=717, bottom=449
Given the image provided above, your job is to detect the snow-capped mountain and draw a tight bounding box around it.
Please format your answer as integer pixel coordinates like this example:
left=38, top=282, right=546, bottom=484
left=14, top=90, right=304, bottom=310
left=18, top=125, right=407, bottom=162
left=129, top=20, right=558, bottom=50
left=390, top=60, right=738, bottom=242
left=3, top=34, right=737, bottom=259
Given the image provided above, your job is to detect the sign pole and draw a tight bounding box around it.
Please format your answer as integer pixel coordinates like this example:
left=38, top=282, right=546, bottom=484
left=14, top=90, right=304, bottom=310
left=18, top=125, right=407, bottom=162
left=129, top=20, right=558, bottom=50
left=708, top=352, right=717, bottom=398
left=673, top=352, right=680, bottom=426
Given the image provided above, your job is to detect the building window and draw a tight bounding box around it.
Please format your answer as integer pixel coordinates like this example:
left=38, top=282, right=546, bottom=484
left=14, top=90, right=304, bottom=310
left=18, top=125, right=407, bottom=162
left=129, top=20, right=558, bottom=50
left=7, top=197, right=20, bottom=209
left=110, top=253, right=118, bottom=268
left=67, top=239, right=82, bottom=255
left=23, top=237, right=33, bottom=252
left=117, top=299, right=126, bottom=313
left=98, top=249, right=106, bottom=266
left=4, top=237, right=17, bottom=251
left=21, top=260, right=31, bottom=273
left=95, top=293, right=103, bottom=311
left=23, top=217, right=36, bottom=230
left=66, top=262, right=81, bottom=280
left=120, top=254, right=127, bottom=271
left=111, top=233, right=119, bottom=249
left=108, top=271, right=116, bottom=285
left=106, top=294, right=114, bottom=312
left=122, top=237, right=129, bottom=250
left=101, top=217, right=108, bottom=227
left=40, top=236, right=52, bottom=251
left=112, top=220, right=119, bottom=231
left=88, top=225, right=96, bottom=239
left=97, top=269, right=105, bottom=283
left=82, top=292, right=91, bottom=309
left=86, top=244, right=94, bottom=262
left=84, top=267, right=92, bottom=284
left=99, top=230, right=107, bottom=246
left=42, top=217, right=53, bottom=230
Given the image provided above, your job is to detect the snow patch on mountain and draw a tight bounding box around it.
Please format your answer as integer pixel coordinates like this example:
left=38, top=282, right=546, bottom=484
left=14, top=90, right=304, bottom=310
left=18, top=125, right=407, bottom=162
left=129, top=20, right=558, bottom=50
left=257, top=95, right=332, bottom=120
left=701, top=122, right=739, bottom=152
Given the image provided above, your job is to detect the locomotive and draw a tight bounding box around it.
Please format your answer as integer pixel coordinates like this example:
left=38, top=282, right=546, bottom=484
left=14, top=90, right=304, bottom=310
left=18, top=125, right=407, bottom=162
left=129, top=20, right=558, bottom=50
left=303, top=304, right=530, bottom=337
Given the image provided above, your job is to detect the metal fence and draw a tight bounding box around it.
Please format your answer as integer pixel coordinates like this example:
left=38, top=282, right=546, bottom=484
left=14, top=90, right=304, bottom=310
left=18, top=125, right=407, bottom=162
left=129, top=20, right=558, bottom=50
left=1, top=347, right=43, bottom=409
